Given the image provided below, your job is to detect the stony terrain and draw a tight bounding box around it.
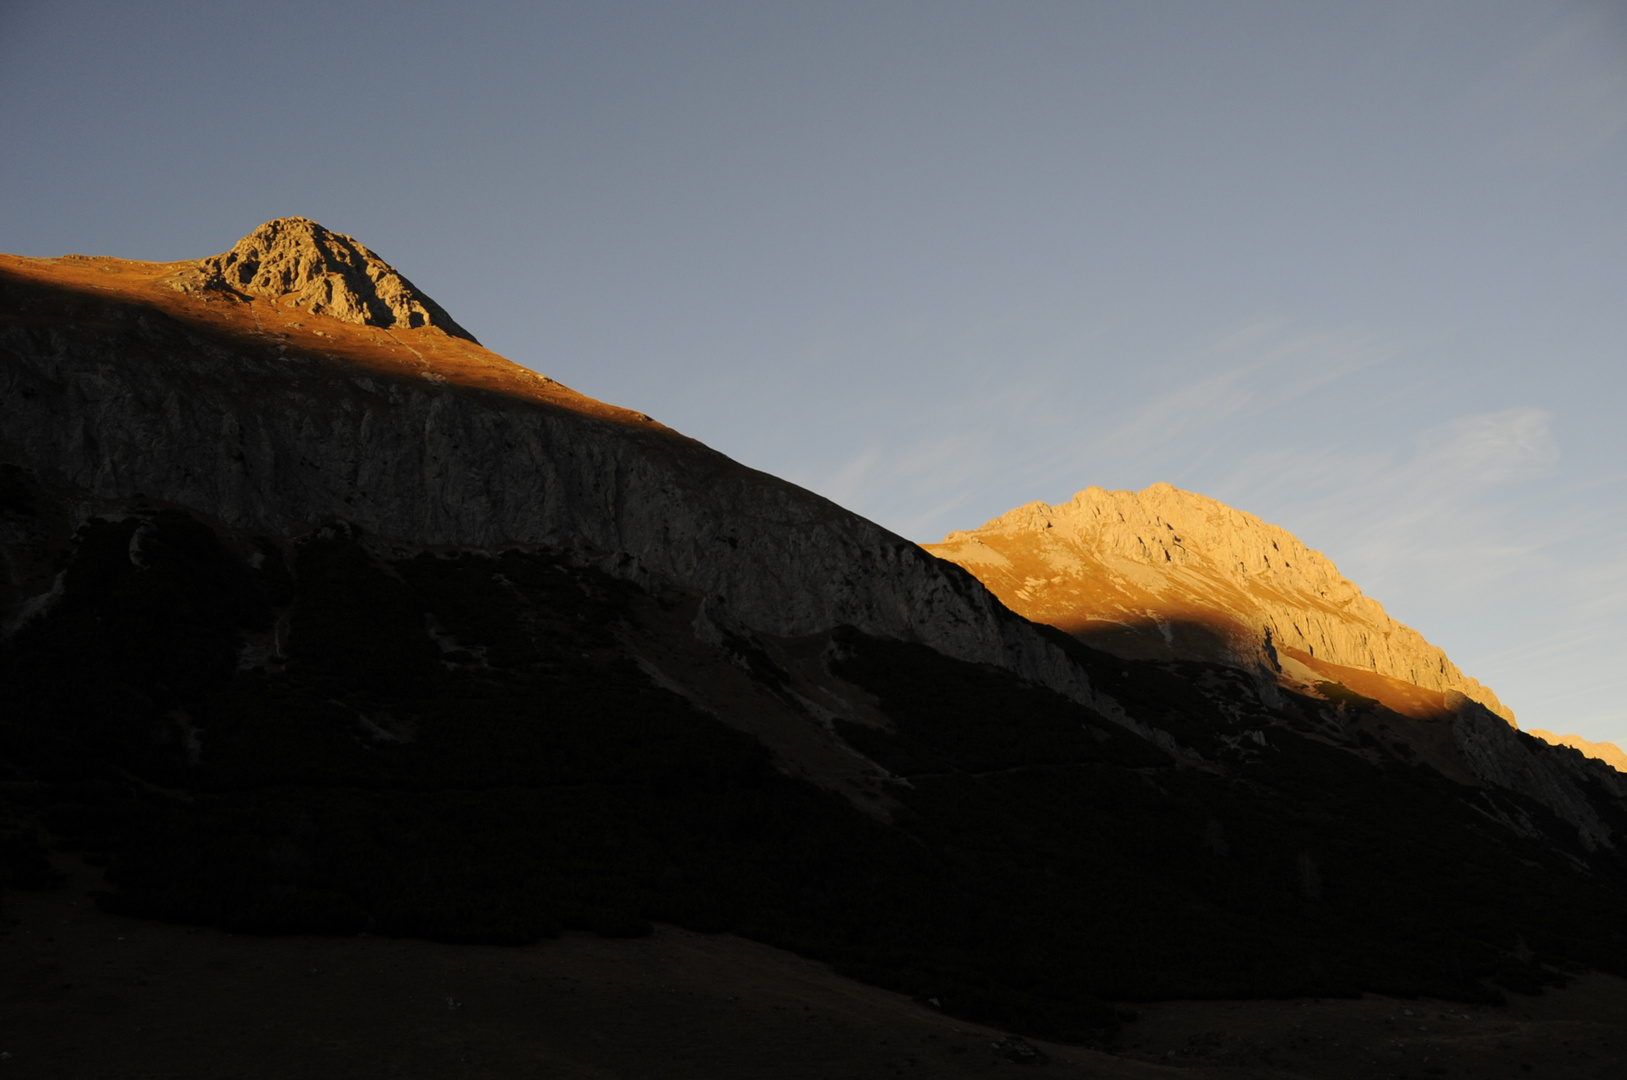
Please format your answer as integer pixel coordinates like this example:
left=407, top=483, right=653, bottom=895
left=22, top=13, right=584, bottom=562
left=4, top=219, right=1627, bottom=1069
left=164, top=216, right=479, bottom=342
left=928, top=486, right=1627, bottom=777
left=1531, top=730, right=1627, bottom=773
left=0, top=221, right=1102, bottom=713
left=928, top=483, right=1513, bottom=718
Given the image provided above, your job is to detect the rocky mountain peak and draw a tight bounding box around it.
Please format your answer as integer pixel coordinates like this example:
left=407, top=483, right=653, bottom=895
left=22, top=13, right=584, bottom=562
left=164, top=217, right=477, bottom=342
left=7, top=233, right=1627, bottom=1033
left=929, top=482, right=1515, bottom=723
left=974, top=483, right=1356, bottom=594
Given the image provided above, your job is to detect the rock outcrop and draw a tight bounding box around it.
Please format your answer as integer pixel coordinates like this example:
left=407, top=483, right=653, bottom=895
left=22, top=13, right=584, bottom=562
left=926, top=483, right=1513, bottom=722
left=0, top=222, right=1101, bottom=714
left=6, top=219, right=1627, bottom=927
left=1529, top=730, right=1627, bottom=774
left=164, top=217, right=478, bottom=343
left=1453, top=696, right=1627, bottom=849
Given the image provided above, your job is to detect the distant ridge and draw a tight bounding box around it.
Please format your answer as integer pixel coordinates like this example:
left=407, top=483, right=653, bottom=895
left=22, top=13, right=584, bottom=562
left=1530, top=730, right=1627, bottom=774
left=8, top=224, right=1627, bottom=1041
left=164, top=216, right=478, bottom=342
left=927, top=482, right=1513, bottom=723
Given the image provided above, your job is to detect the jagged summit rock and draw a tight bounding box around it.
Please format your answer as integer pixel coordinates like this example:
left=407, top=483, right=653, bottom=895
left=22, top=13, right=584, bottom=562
left=165, top=216, right=477, bottom=343
left=927, top=482, right=1513, bottom=722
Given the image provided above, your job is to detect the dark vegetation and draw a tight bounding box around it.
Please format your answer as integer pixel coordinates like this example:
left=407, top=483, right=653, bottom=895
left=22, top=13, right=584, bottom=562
left=3, top=497, right=1626, bottom=1044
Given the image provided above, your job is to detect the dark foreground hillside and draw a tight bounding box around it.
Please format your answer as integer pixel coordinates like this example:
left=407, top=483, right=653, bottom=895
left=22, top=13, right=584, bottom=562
left=4, top=485, right=1626, bottom=1044
left=7, top=867, right=1627, bottom=1078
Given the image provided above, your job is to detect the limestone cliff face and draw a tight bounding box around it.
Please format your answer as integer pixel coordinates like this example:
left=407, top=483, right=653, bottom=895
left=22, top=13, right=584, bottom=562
left=164, top=217, right=478, bottom=343
left=0, top=222, right=1099, bottom=712
left=926, top=483, right=1513, bottom=722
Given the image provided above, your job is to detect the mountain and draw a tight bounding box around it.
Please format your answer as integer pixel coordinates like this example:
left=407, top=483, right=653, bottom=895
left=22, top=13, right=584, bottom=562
left=0, top=219, right=1100, bottom=714
left=929, top=483, right=1627, bottom=818
left=1532, top=730, right=1627, bottom=774
left=927, top=483, right=1512, bottom=721
left=928, top=483, right=1627, bottom=775
left=165, top=215, right=479, bottom=342
left=4, top=220, right=1627, bottom=1048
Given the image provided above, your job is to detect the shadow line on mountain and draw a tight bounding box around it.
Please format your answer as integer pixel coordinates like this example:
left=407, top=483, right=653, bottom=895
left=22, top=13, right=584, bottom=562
left=1038, top=610, right=1465, bottom=727
left=0, top=261, right=679, bottom=440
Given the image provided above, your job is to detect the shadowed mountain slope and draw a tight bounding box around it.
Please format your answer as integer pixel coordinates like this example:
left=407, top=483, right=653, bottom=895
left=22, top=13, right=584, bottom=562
left=0, top=223, right=1100, bottom=711
left=4, top=221, right=1627, bottom=1047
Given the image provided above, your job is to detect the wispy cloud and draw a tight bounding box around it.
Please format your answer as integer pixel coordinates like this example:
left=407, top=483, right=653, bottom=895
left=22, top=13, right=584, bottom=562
left=1216, top=406, right=1562, bottom=599
left=1062, top=324, right=1386, bottom=488
left=805, top=373, right=1055, bottom=537
left=800, top=315, right=1624, bottom=742
left=820, top=443, right=884, bottom=507
left=809, top=319, right=1561, bottom=596
left=805, top=320, right=1392, bottom=542
left=1198, top=404, right=1627, bottom=737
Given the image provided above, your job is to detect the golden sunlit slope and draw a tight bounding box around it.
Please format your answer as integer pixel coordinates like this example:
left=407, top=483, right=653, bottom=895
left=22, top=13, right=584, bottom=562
left=0, top=244, right=668, bottom=436
left=1529, top=730, right=1627, bottom=774
left=926, top=482, right=1514, bottom=724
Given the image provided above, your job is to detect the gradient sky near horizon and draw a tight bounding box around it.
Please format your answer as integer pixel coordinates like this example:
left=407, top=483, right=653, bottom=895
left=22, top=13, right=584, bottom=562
left=3, top=1, right=1625, bottom=744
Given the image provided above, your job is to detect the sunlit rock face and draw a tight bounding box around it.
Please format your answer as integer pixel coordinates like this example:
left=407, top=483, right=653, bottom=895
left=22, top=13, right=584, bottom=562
left=1529, top=729, right=1627, bottom=773
left=164, top=217, right=478, bottom=342
left=0, top=222, right=1102, bottom=712
left=926, top=482, right=1514, bottom=723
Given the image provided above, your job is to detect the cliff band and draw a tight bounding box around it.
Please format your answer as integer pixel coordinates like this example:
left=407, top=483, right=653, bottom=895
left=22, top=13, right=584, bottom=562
left=5, top=220, right=1627, bottom=1039
left=0, top=219, right=1103, bottom=712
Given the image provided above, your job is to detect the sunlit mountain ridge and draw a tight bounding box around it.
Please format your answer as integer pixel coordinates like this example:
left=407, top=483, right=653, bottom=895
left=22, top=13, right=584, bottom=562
left=4, top=220, right=1627, bottom=1064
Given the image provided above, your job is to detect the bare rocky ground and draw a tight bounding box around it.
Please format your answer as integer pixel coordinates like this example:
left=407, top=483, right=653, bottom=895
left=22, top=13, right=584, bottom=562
left=4, top=862, right=1623, bottom=1079
left=6, top=223, right=1627, bottom=1077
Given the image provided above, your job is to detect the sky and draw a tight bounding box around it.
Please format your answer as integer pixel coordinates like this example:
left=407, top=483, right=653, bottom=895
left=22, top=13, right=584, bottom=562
left=3, top=1, right=1625, bottom=744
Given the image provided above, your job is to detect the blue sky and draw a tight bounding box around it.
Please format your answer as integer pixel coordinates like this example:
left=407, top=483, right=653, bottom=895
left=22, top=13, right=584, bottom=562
left=3, top=1, right=1625, bottom=743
